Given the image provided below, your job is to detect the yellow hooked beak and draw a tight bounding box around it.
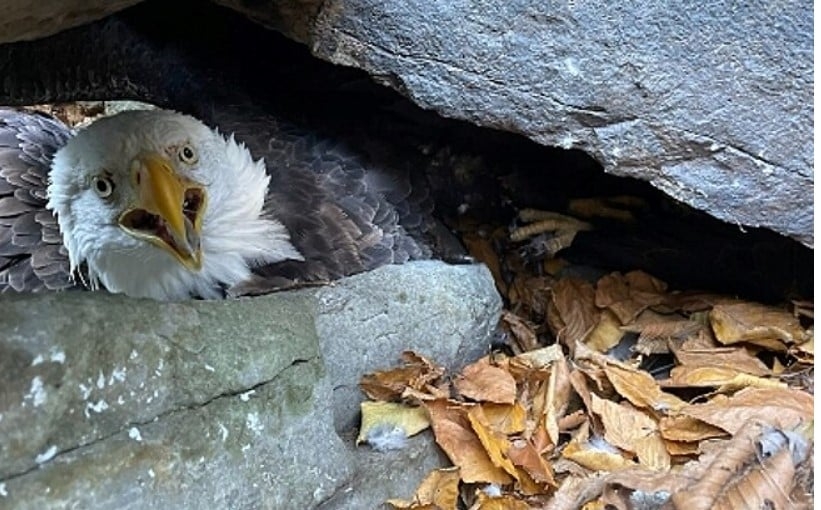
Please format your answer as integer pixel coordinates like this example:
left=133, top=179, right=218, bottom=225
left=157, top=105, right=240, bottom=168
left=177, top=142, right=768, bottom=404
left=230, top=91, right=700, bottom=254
left=118, top=153, right=207, bottom=270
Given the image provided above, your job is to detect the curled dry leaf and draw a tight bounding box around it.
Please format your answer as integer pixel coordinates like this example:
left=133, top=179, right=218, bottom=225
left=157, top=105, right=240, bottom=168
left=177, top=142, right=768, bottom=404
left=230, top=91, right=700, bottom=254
left=666, top=366, right=785, bottom=392
left=507, top=438, right=557, bottom=487
left=360, top=351, right=445, bottom=401
left=501, top=310, right=541, bottom=353
left=424, top=399, right=514, bottom=485
left=386, top=467, right=461, bottom=510
left=562, top=422, right=636, bottom=472
left=467, top=406, right=519, bottom=479
left=455, top=358, right=518, bottom=404
left=677, top=387, right=813, bottom=435
left=658, top=415, right=728, bottom=443
left=670, top=420, right=811, bottom=510
left=575, top=343, right=686, bottom=412
left=590, top=394, right=670, bottom=470
left=670, top=346, right=770, bottom=377
left=710, top=302, right=808, bottom=349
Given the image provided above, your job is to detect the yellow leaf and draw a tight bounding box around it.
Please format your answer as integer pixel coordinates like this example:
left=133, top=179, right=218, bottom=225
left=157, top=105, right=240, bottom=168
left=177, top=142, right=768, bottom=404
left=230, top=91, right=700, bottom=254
left=467, top=406, right=519, bottom=478
left=357, top=401, right=431, bottom=445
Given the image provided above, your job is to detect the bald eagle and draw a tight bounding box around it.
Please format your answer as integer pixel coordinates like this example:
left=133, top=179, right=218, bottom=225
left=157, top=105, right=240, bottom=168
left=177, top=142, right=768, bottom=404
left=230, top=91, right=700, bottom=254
left=0, top=108, right=441, bottom=300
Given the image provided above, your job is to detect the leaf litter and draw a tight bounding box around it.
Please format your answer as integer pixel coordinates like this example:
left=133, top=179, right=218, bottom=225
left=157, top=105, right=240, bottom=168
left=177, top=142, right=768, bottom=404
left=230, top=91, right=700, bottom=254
left=359, top=206, right=813, bottom=509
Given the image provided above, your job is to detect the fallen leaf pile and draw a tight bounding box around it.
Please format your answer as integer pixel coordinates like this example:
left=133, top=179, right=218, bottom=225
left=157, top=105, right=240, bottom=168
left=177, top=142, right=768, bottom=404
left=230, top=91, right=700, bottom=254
left=359, top=267, right=813, bottom=509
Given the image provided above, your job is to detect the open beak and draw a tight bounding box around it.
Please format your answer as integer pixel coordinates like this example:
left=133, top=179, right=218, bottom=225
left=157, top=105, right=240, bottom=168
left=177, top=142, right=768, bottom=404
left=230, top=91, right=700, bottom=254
left=118, top=153, right=207, bottom=270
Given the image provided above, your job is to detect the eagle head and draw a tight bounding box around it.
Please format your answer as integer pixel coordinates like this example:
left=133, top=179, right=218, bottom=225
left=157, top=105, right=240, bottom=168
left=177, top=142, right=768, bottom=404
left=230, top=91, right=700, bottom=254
left=46, top=109, right=303, bottom=300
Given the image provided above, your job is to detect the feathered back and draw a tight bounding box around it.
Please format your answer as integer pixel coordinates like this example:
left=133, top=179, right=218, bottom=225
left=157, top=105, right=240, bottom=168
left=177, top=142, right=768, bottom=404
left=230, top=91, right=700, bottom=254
left=0, top=109, right=74, bottom=292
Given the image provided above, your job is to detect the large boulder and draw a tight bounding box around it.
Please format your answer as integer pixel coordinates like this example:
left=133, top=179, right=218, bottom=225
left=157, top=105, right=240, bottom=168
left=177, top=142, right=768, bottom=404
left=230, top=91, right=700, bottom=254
left=0, top=1, right=142, bottom=43
left=0, top=261, right=501, bottom=509
left=216, top=0, right=814, bottom=247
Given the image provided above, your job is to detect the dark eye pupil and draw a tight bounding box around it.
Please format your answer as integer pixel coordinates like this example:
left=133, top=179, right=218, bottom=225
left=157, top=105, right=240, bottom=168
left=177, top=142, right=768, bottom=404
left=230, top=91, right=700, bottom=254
left=96, top=179, right=109, bottom=193
left=183, top=147, right=194, bottom=159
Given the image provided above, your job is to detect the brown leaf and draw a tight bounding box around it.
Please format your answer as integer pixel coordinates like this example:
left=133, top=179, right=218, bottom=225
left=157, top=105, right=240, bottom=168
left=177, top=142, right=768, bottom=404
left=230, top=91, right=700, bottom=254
left=478, top=402, right=527, bottom=435
left=710, top=302, right=808, bottom=349
left=544, top=357, right=571, bottom=445
left=467, top=406, right=519, bottom=479
left=360, top=351, right=445, bottom=401
left=501, top=310, right=541, bottom=353
left=561, top=422, right=635, bottom=472
left=576, top=343, right=686, bottom=412
left=507, top=438, right=557, bottom=486
left=595, top=271, right=667, bottom=325
left=670, top=420, right=811, bottom=510
left=658, top=415, right=728, bottom=443
left=471, top=491, right=532, bottom=510
left=677, top=387, right=813, bottom=434
left=454, top=358, right=517, bottom=404
left=671, top=345, right=770, bottom=377
left=549, top=277, right=599, bottom=348
left=462, top=229, right=507, bottom=295
left=424, top=399, right=513, bottom=484
left=386, top=467, right=460, bottom=510
left=590, top=394, right=670, bottom=470
left=666, top=366, right=785, bottom=392
left=585, top=310, right=624, bottom=352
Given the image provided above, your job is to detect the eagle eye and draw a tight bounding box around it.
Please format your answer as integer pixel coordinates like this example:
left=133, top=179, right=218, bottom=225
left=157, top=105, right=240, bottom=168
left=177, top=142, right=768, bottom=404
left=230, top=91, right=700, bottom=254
left=92, top=175, right=115, bottom=198
left=178, top=144, right=198, bottom=165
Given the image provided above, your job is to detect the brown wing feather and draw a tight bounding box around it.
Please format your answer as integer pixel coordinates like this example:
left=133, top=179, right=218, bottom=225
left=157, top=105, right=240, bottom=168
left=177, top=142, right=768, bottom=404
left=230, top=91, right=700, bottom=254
left=0, top=108, right=75, bottom=292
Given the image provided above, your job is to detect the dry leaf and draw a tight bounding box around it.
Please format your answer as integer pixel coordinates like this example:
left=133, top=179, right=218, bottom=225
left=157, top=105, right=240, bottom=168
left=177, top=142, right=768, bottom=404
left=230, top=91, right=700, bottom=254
left=387, top=467, right=460, bottom=510
left=360, top=351, right=445, bottom=401
left=670, top=420, right=811, bottom=510
left=455, top=358, right=517, bottom=404
left=666, top=366, right=785, bottom=392
left=671, top=346, right=770, bottom=376
left=710, top=302, right=808, bottom=349
left=589, top=394, right=670, bottom=470
left=501, top=310, right=541, bottom=352
left=357, top=401, right=431, bottom=445
left=467, top=406, right=519, bottom=478
left=544, top=357, right=571, bottom=445
left=471, top=491, right=531, bottom=510
left=595, top=271, right=667, bottom=325
left=575, top=343, right=686, bottom=412
left=562, top=422, right=635, bottom=472
left=549, top=277, right=599, bottom=348
left=507, top=438, right=557, bottom=487
left=512, top=344, right=564, bottom=369
left=478, top=402, right=527, bottom=435
left=424, top=399, right=513, bottom=484
left=658, top=415, right=728, bottom=443
left=586, top=310, right=624, bottom=352
left=677, top=387, right=813, bottom=434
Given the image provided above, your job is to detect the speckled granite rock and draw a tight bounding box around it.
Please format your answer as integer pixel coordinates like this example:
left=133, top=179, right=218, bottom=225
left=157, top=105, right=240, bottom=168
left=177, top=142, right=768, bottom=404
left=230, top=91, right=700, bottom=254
left=0, top=261, right=501, bottom=509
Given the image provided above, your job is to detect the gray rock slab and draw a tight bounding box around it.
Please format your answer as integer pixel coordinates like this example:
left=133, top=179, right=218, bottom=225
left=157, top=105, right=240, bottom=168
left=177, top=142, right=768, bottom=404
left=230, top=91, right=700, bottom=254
left=0, top=261, right=501, bottom=509
left=0, top=1, right=143, bottom=43
left=216, top=0, right=814, bottom=246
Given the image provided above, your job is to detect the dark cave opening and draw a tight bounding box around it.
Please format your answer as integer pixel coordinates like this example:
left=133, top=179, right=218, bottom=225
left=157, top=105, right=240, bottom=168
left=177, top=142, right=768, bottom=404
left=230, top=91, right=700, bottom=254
left=14, top=0, right=815, bottom=303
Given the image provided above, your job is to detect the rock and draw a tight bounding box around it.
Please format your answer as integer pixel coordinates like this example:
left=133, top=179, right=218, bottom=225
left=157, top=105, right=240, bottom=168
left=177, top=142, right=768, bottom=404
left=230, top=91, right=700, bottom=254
left=0, top=261, right=501, bottom=509
left=215, top=0, right=814, bottom=246
left=0, top=1, right=143, bottom=43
